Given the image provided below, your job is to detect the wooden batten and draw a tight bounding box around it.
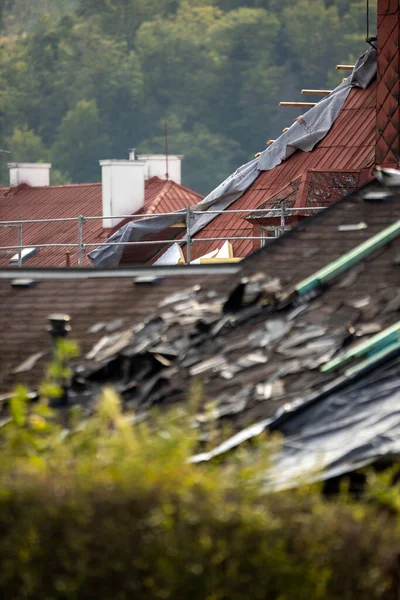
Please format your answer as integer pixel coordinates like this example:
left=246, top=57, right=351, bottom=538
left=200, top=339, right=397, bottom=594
left=336, top=64, right=354, bottom=70
left=301, top=89, right=332, bottom=95
left=279, top=102, right=316, bottom=108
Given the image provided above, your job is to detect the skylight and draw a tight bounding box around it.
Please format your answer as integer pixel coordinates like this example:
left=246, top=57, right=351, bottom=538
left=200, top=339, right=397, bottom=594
left=9, top=247, right=39, bottom=264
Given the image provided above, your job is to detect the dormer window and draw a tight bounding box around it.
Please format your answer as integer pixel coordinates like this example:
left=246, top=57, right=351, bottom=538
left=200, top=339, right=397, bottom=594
left=260, top=226, right=290, bottom=246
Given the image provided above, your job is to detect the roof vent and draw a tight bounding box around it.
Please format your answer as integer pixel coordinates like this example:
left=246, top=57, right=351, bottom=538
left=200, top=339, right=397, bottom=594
left=134, top=276, right=162, bottom=285
left=11, top=278, right=39, bottom=288
left=9, top=247, right=38, bottom=265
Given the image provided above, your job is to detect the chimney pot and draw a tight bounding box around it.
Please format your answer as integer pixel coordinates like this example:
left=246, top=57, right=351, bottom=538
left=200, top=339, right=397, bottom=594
left=47, top=313, right=71, bottom=342
left=137, top=154, right=183, bottom=184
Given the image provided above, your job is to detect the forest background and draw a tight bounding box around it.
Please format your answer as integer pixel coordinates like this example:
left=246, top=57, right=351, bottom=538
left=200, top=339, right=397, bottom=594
left=0, top=0, right=376, bottom=194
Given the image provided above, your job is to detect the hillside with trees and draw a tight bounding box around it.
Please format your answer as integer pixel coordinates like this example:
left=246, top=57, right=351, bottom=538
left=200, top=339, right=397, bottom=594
left=0, top=0, right=375, bottom=193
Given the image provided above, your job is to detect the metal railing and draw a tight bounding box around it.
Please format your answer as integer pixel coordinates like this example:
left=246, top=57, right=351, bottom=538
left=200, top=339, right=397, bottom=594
left=0, top=205, right=326, bottom=267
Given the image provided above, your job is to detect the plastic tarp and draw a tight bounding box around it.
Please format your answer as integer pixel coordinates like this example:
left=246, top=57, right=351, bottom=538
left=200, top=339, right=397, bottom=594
left=88, top=48, right=376, bottom=268
left=265, top=355, right=400, bottom=490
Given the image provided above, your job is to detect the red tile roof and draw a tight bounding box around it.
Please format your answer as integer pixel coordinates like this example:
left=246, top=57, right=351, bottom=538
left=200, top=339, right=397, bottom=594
left=0, top=176, right=202, bottom=267
left=247, top=170, right=361, bottom=222
left=109, top=178, right=202, bottom=235
left=189, top=81, right=376, bottom=260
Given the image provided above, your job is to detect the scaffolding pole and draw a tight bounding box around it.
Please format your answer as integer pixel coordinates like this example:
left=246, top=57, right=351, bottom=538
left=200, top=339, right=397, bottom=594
left=18, top=217, right=23, bottom=267
left=186, top=205, right=192, bottom=264
left=77, top=215, right=85, bottom=268
left=280, top=203, right=285, bottom=235
left=0, top=205, right=329, bottom=262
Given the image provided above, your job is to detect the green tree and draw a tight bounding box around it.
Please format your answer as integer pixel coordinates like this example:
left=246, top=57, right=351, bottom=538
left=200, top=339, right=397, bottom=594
left=0, top=125, right=48, bottom=186
left=6, top=124, right=48, bottom=162
left=135, top=2, right=222, bottom=132
left=54, top=21, right=145, bottom=156
left=51, top=99, right=108, bottom=182
left=207, top=7, right=284, bottom=148
left=0, top=0, right=375, bottom=190
left=77, top=0, right=180, bottom=49
left=140, top=117, right=242, bottom=194
left=281, top=0, right=360, bottom=90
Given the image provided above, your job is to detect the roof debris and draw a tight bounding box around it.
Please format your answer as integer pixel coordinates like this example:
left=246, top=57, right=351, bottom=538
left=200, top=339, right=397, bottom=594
left=1, top=174, right=400, bottom=488
left=13, top=352, right=45, bottom=374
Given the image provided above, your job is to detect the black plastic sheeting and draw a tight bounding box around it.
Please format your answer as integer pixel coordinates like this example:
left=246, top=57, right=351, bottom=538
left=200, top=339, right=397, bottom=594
left=265, top=354, right=400, bottom=490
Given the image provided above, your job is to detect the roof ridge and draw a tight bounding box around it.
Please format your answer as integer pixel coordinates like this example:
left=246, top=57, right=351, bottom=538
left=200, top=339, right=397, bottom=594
left=147, top=180, right=175, bottom=213
left=146, top=175, right=164, bottom=184
left=146, top=176, right=203, bottom=202
left=0, top=182, right=102, bottom=192
left=171, top=179, right=203, bottom=201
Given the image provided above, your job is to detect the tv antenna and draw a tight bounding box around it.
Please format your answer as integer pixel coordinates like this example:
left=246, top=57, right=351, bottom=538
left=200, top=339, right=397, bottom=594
left=164, top=120, right=169, bottom=180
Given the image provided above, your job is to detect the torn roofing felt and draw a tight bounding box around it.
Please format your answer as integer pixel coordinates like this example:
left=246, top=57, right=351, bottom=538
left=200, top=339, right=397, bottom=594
left=65, top=187, right=400, bottom=481
left=88, top=47, right=377, bottom=268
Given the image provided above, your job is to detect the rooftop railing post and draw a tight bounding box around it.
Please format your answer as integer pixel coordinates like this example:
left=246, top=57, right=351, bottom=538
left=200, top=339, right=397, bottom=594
left=0, top=207, right=328, bottom=259
left=77, top=215, right=86, bottom=267
left=280, top=202, right=285, bottom=235
left=18, top=216, right=23, bottom=267
left=186, top=205, right=192, bottom=264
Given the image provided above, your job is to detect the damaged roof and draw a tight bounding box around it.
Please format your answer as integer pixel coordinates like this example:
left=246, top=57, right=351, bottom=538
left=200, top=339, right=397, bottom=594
left=0, top=265, right=237, bottom=393
left=1, top=174, right=399, bottom=484
left=90, top=49, right=377, bottom=267
left=190, top=81, right=376, bottom=260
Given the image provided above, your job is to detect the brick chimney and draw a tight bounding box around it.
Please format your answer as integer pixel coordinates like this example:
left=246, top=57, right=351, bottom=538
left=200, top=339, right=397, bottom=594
left=376, top=0, right=400, bottom=167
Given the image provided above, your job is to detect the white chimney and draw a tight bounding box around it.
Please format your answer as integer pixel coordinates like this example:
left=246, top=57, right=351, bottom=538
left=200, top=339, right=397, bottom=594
left=100, top=159, right=145, bottom=228
left=8, top=163, right=51, bottom=187
left=137, top=154, right=183, bottom=184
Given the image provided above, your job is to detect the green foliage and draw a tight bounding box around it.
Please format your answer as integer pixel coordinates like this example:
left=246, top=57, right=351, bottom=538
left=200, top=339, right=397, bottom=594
left=140, top=117, right=242, bottom=193
left=0, top=0, right=375, bottom=193
left=1, top=345, right=400, bottom=598
left=6, top=124, right=48, bottom=162
left=51, top=99, right=108, bottom=182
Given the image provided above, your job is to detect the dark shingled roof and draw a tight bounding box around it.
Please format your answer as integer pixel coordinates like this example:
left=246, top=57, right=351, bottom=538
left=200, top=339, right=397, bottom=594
left=0, top=265, right=237, bottom=394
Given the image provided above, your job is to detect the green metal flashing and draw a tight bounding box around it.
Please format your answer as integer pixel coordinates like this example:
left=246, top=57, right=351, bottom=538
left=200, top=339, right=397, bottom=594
left=344, top=339, right=400, bottom=378
left=296, top=220, right=400, bottom=296
left=321, top=321, right=400, bottom=374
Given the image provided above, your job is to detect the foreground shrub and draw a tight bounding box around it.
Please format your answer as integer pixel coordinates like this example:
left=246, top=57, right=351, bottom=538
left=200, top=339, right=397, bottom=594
left=0, top=380, right=400, bottom=599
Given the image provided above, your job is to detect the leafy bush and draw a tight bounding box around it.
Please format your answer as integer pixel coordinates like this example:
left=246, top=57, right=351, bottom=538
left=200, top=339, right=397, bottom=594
left=0, top=347, right=400, bottom=599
